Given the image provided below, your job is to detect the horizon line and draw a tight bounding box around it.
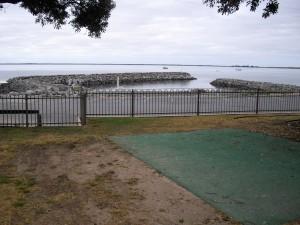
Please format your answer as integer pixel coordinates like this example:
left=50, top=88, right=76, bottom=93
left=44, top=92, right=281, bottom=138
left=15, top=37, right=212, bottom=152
left=0, top=63, right=299, bottom=69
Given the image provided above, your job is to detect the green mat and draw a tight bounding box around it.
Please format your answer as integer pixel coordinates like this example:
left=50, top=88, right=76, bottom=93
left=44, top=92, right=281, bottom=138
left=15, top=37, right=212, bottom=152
left=112, top=129, right=300, bottom=225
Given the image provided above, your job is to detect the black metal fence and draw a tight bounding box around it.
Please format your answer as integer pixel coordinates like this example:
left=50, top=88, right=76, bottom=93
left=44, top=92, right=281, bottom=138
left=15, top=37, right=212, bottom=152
left=87, top=89, right=300, bottom=116
left=0, top=95, right=82, bottom=127
left=1, top=89, right=300, bottom=127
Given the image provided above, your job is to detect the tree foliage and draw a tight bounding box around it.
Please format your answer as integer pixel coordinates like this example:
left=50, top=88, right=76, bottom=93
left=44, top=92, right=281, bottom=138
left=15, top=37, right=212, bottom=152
left=0, top=0, right=279, bottom=38
left=203, top=0, right=279, bottom=18
left=0, top=0, right=116, bottom=38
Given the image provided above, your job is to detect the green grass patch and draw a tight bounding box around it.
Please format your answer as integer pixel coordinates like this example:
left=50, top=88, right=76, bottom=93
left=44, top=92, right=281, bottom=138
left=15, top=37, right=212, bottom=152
left=13, top=198, right=26, bottom=208
left=14, top=177, right=36, bottom=194
left=1, top=115, right=300, bottom=148
left=0, top=175, right=11, bottom=185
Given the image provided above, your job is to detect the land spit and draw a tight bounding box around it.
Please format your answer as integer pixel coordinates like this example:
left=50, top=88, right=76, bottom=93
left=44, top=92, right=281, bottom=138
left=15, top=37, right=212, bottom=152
left=0, top=72, right=196, bottom=95
left=211, top=78, right=300, bottom=92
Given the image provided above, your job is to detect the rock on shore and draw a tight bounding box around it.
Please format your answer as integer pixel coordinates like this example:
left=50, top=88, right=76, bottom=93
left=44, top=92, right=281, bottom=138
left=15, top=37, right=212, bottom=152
left=210, top=78, right=300, bottom=92
left=0, top=72, right=195, bottom=95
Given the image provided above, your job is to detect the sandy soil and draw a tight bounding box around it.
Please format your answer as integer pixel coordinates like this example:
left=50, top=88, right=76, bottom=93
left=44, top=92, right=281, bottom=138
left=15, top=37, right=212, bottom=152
left=11, top=138, right=239, bottom=225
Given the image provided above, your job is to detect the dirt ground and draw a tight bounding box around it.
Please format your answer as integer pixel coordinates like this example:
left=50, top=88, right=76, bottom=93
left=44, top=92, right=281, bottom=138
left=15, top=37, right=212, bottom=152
left=0, top=115, right=300, bottom=225
left=2, top=138, right=238, bottom=225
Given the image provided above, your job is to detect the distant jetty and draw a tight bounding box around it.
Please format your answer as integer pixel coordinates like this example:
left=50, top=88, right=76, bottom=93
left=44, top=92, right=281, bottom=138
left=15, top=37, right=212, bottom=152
left=0, top=72, right=195, bottom=95
left=211, top=78, right=300, bottom=92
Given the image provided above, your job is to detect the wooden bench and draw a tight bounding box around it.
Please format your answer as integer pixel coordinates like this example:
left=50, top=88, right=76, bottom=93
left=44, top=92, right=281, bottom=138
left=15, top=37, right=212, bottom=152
left=0, top=110, right=42, bottom=127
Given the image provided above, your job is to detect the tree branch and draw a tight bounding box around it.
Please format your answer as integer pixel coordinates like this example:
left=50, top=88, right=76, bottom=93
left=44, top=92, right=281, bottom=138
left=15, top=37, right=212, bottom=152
left=0, top=0, right=22, bottom=4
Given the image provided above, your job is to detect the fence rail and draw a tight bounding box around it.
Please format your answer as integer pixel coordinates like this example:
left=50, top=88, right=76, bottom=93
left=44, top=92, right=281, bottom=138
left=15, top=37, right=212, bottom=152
left=1, top=89, right=300, bottom=127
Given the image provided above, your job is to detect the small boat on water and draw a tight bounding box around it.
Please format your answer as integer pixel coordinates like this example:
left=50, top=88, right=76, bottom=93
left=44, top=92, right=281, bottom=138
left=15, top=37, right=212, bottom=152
left=163, top=67, right=168, bottom=70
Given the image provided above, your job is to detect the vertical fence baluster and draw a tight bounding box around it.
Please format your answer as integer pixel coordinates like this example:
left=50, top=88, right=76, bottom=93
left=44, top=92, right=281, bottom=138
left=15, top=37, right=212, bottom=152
left=25, top=94, right=29, bottom=128
left=80, top=92, right=87, bottom=125
left=131, top=89, right=135, bottom=117
left=197, top=89, right=200, bottom=116
left=256, top=89, right=260, bottom=114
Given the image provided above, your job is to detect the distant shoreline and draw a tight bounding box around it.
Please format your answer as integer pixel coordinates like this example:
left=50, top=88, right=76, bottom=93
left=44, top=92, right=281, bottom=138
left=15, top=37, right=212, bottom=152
left=0, top=63, right=299, bottom=70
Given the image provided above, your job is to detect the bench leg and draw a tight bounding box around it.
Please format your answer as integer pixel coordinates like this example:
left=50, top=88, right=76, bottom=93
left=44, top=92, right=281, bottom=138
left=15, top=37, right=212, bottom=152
left=37, top=114, right=42, bottom=127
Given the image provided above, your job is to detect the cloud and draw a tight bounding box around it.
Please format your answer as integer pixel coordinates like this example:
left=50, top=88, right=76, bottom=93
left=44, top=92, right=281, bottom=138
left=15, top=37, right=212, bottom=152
left=0, top=0, right=299, bottom=66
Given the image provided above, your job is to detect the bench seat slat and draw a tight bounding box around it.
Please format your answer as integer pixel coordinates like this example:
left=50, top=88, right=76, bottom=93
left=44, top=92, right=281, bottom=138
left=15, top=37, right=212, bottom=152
left=0, top=110, right=39, bottom=114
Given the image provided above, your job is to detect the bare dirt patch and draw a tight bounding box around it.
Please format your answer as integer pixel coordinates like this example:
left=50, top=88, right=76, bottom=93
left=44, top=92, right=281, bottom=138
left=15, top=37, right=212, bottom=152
left=8, top=139, right=239, bottom=225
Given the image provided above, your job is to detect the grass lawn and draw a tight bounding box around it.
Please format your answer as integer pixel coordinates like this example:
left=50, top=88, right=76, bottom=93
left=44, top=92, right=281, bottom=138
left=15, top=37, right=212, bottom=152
left=0, top=114, right=299, bottom=225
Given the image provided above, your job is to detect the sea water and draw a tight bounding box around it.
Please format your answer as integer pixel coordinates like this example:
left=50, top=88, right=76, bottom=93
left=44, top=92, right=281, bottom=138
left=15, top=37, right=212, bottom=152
left=0, top=64, right=299, bottom=89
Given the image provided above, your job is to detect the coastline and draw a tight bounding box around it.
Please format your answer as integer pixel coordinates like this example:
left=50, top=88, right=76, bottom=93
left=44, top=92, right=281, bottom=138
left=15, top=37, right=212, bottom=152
left=2, top=75, right=300, bottom=96
left=1, top=65, right=300, bottom=90
left=0, top=72, right=195, bottom=95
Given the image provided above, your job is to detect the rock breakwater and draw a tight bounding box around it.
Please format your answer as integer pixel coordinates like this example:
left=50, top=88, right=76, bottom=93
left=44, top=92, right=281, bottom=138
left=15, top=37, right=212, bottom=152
left=211, top=78, right=300, bottom=92
left=0, top=72, right=195, bottom=95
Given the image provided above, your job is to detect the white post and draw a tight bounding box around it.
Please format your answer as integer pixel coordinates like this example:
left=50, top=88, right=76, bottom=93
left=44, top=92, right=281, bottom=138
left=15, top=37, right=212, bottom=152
left=117, top=76, right=120, bottom=89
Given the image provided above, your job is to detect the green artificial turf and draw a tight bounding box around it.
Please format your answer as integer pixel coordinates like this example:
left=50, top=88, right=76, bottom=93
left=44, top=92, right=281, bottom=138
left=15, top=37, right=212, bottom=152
left=112, top=129, right=300, bottom=225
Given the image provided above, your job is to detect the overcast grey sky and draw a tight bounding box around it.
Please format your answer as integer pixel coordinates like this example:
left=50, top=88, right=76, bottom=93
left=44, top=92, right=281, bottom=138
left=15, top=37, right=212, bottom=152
left=0, top=0, right=299, bottom=66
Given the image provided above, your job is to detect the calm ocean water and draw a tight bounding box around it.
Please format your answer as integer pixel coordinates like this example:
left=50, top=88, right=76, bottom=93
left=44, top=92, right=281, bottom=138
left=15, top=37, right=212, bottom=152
left=0, top=64, right=300, bottom=89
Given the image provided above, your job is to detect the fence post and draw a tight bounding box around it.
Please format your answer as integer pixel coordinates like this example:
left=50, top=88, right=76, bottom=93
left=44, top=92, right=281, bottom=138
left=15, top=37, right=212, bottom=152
left=25, top=94, right=29, bottom=128
left=131, top=89, right=135, bottom=117
left=197, top=89, right=200, bottom=116
left=255, top=89, right=260, bottom=114
left=80, top=92, right=87, bottom=125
